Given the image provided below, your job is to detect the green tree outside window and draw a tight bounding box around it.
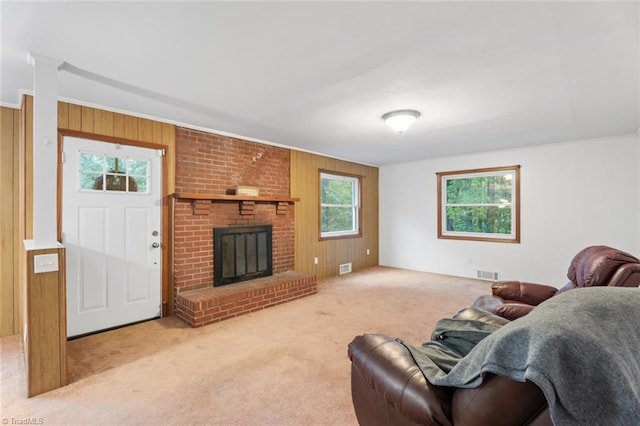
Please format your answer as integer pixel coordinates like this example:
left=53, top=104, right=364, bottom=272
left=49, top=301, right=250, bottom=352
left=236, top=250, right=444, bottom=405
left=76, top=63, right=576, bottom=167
left=320, top=171, right=360, bottom=238
left=437, top=166, right=520, bottom=243
left=79, top=152, right=150, bottom=193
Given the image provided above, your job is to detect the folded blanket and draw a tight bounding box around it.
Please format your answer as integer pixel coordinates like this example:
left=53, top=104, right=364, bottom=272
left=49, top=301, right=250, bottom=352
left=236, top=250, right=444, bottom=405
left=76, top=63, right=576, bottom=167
left=429, top=287, right=640, bottom=425
left=399, top=308, right=505, bottom=379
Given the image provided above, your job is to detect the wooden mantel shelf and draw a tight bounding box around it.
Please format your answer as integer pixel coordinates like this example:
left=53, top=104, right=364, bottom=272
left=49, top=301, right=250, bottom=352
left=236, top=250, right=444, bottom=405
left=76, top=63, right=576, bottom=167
left=172, top=193, right=300, bottom=203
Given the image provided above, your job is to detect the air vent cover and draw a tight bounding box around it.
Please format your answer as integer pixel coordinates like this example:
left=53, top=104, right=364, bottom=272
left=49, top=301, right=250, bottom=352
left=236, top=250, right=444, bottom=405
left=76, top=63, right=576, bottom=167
left=477, top=270, right=499, bottom=280
left=339, top=263, right=352, bottom=275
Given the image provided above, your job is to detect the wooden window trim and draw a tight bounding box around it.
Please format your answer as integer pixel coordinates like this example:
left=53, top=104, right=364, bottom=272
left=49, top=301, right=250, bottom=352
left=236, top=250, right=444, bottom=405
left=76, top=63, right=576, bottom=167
left=436, top=165, right=521, bottom=243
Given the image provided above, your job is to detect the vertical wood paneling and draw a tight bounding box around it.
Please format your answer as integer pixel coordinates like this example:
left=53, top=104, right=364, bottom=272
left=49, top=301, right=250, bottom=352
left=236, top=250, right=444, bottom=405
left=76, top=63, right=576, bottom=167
left=137, top=118, right=154, bottom=142
left=67, top=103, right=82, bottom=131
left=12, top=109, right=21, bottom=334
left=162, top=122, right=175, bottom=194
left=25, top=247, right=67, bottom=396
left=19, top=97, right=34, bottom=345
left=18, top=98, right=29, bottom=340
left=152, top=120, right=163, bottom=144
left=0, top=107, right=19, bottom=336
left=57, top=102, right=68, bottom=129
left=123, top=115, right=138, bottom=140
left=0, top=107, right=15, bottom=334
left=113, top=112, right=139, bottom=140
left=159, top=122, right=176, bottom=312
left=81, top=106, right=94, bottom=133
left=291, top=151, right=378, bottom=279
left=93, top=109, right=114, bottom=137
left=24, top=96, right=33, bottom=240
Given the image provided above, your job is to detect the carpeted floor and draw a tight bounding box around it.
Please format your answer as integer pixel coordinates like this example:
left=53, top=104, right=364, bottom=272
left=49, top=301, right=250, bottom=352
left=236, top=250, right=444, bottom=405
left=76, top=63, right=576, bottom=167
left=1, top=266, right=489, bottom=425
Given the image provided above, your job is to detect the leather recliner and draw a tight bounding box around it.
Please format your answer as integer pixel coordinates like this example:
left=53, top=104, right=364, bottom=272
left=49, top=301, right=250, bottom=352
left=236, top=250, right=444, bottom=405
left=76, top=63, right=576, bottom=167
left=347, top=246, right=640, bottom=425
left=473, top=245, right=640, bottom=320
left=347, top=307, right=552, bottom=426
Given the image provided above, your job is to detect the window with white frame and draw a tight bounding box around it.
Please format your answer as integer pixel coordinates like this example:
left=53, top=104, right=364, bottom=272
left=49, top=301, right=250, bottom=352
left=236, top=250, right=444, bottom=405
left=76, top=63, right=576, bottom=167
left=437, top=165, right=520, bottom=243
left=320, top=170, right=361, bottom=239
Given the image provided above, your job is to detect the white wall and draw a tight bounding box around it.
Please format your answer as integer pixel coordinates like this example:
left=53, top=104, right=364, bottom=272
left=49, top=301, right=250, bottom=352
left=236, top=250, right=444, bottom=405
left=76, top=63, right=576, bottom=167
left=380, top=133, right=640, bottom=287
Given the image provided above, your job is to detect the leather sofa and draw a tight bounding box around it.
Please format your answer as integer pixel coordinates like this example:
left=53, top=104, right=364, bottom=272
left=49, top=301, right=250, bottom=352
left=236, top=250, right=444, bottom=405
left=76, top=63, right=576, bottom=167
left=473, top=245, right=640, bottom=320
left=348, top=307, right=552, bottom=426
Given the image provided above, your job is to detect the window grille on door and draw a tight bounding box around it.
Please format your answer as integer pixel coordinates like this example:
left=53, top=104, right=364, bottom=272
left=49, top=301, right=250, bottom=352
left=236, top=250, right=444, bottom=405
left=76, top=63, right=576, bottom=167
left=78, top=151, right=150, bottom=194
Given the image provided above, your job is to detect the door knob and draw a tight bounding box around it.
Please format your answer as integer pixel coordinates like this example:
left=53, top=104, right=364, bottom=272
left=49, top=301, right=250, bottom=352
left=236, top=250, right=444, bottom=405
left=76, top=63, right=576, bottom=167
left=152, top=242, right=160, bottom=248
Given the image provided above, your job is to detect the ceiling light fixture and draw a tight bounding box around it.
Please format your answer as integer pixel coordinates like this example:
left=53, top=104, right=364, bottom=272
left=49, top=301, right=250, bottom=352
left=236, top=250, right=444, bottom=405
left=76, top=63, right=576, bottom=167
left=381, top=109, right=421, bottom=133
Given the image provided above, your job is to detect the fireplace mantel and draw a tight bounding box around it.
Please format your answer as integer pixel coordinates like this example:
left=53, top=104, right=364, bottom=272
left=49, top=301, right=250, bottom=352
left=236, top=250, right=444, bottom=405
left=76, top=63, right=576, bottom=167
left=172, top=193, right=299, bottom=216
left=172, top=193, right=300, bottom=203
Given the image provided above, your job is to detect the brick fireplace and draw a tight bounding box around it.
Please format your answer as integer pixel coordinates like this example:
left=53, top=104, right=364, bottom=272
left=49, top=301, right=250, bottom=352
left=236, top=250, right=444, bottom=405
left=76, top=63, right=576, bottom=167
left=172, top=128, right=316, bottom=326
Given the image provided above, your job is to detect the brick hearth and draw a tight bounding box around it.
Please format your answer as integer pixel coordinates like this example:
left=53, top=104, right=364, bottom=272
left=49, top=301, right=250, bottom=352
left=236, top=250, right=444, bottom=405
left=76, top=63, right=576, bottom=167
left=173, top=127, right=316, bottom=326
left=175, top=271, right=317, bottom=327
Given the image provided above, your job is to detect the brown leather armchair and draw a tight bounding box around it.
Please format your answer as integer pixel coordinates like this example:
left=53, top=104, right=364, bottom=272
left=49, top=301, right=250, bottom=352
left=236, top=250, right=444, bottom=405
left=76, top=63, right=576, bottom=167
left=348, top=307, right=551, bottom=426
left=473, top=245, right=640, bottom=320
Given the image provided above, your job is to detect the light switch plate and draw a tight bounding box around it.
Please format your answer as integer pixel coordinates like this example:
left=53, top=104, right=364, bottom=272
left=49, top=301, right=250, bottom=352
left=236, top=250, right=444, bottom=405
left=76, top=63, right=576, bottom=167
left=34, top=253, right=59, bottom=273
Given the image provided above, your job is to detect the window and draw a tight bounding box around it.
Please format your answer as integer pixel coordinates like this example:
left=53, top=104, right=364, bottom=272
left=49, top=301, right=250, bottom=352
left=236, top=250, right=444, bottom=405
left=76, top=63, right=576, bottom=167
left=437, top=165, right=520, bottom=243
left=320, top=170, right=361, bottom=239
left=79, top=151, right=150, bottom=194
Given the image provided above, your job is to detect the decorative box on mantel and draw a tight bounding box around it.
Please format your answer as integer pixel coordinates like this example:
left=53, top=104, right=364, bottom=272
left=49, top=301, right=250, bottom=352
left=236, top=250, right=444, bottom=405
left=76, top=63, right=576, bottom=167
left=236, top=186, right=259, bottom=197
left=172, top=193, right=300, bottom=216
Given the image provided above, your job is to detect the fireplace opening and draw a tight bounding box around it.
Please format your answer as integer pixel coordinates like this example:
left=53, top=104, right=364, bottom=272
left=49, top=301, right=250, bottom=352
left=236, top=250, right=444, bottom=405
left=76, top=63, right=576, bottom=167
left=213, top=225, right=273, bottom=286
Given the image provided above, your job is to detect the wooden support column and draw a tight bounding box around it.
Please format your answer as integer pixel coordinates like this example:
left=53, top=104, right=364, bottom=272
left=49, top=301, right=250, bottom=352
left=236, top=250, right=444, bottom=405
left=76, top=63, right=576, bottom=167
left=24, top=53, right=67, bottom=397
left=23, top=244, right=67, bottom=397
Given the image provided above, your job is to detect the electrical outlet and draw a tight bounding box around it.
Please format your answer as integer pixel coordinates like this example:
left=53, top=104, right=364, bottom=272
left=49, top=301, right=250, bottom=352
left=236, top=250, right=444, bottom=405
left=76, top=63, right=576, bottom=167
left=366, top=249, right=370, bottom=255
left=34, top=253, right=59, bottom=273
left=314, top=257, right=318, bottom=265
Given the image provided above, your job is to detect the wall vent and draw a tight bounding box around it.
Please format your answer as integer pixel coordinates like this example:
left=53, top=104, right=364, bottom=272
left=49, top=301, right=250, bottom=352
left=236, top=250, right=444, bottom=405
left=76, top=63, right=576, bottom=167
left=339, top=263, right=352, bottom=275
left=477, top=270, right=499, bottom=280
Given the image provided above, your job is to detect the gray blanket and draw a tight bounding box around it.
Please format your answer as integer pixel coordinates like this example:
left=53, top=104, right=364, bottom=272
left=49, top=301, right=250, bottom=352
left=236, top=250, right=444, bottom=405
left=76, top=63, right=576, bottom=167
left=400, top=309, right=505, bottom=378
left=428, top=287, right=640, bottom=425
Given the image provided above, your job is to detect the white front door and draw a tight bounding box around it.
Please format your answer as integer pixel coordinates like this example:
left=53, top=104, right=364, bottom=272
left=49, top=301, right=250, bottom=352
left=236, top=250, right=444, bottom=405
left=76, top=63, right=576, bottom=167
left=62, top=136, right=162, bottom=337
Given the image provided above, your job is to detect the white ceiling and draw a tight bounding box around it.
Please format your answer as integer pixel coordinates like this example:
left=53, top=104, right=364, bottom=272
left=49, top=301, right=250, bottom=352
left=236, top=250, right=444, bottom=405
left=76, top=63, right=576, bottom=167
left=2, top=1, right=638, bottom=166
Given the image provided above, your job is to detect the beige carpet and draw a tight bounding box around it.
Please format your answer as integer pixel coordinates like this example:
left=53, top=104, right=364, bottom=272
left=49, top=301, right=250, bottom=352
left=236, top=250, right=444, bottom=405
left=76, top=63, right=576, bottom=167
left=1, top=266, right=490, bottom=425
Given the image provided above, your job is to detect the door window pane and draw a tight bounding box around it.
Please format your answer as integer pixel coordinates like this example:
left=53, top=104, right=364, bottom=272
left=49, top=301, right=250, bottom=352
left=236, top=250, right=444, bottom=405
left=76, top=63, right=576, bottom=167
left=78, top=152, right=150, bottom=194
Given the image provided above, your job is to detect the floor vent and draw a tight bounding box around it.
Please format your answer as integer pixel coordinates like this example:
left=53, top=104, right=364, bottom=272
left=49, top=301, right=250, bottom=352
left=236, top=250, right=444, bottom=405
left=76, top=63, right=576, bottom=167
left=339, top=263, right=352, bottom=275
left=477, top=270, right=499, bottom=280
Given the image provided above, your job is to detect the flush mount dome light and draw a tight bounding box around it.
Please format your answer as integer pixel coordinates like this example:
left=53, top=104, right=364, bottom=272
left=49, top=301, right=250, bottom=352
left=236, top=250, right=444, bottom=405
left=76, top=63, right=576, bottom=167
left=381, top=109, right=421, bottom=133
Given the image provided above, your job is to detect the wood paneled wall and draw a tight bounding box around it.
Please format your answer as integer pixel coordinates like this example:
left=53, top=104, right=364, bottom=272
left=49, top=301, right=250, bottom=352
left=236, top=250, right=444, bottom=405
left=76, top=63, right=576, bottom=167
left=291, top=151, right=378, bottom=279
left=0, top=107, right=21, bottom=336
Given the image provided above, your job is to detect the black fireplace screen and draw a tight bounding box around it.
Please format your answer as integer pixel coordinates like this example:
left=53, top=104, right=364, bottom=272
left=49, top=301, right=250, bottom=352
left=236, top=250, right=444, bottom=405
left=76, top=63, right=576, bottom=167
left=213, top=225, right=273, bottom=286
